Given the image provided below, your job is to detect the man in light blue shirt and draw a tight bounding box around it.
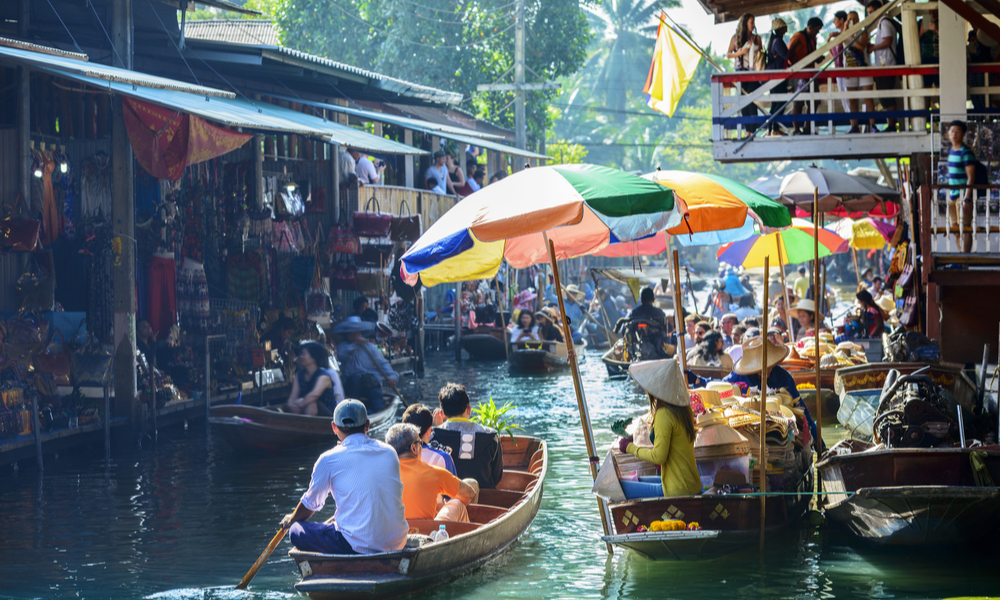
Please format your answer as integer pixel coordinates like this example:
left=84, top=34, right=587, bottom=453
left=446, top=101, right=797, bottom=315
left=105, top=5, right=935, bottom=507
left=424, top=151, right=448, bottom=194
left=336, top=317, right=398, bottom=412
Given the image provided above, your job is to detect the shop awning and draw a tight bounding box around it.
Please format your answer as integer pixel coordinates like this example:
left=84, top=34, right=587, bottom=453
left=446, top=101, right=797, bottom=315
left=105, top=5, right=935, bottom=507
left=37, top=67, right=428, bottom=156
left=0, top=40, right=234, bottom=98
left=271, top=94, right=549, bottom=161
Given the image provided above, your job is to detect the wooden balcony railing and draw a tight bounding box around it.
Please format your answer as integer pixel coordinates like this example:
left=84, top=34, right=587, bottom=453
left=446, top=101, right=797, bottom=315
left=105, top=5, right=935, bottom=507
left=920, top=184, right=1000, bottom=261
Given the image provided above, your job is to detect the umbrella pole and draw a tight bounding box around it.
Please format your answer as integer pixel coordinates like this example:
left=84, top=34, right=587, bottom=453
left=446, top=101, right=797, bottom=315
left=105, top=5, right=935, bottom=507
left=495, top=275, right=509, bottom=360
left=852, top=249, right=861, bottom=291
left=671, top=250, right=688, bottom=372
left=778, top=244, right=795, bottom=343
left=544, top=234, right=613, bottom=555
left=813, top=189, right=824, bottom=453
left=760, top=255, right=770, bottom=554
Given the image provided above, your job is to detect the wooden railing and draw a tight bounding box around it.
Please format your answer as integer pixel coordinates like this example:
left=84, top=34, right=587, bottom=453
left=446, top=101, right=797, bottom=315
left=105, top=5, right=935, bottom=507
left=360, top=185, right=456, bottom=232
left=920, top=184, right=1000, bottom=257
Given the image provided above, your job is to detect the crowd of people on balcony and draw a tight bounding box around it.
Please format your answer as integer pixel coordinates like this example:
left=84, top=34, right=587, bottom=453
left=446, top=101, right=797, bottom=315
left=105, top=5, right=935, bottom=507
left=336, top=144, right=497, bottom=198
left=725, top=2, right=1000, bottom=136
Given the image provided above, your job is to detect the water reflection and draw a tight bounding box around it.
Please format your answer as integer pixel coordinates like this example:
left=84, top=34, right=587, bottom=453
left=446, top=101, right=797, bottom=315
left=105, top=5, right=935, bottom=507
left=0, top=350, right=995, bottom=600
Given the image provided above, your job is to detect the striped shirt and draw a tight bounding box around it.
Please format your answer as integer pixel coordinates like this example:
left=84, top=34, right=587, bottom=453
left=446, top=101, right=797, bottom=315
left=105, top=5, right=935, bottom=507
left=300, top=434, right=408, bottom=554
left=947, top=145, right=976, bottom=200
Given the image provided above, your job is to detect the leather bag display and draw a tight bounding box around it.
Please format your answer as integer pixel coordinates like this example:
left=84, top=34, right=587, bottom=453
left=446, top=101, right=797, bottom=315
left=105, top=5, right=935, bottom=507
left=353, top=197, right=392, bottom=238
left=0, top=194, right=41, bottom=252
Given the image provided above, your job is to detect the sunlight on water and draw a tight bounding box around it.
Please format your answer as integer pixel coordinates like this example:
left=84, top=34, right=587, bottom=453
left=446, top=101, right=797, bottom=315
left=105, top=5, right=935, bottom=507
left=0, top=350, right=995, bottom=600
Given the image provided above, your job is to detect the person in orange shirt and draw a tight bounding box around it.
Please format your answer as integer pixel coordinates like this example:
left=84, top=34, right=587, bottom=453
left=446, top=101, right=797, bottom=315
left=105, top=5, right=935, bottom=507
left=385, top=424, right=479, bottom=522
left=786, top=17, right=825, bottom=135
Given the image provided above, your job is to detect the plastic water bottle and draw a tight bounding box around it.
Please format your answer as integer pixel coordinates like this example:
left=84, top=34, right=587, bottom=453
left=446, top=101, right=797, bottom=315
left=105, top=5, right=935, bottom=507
left=429, top=524, right=449, bottom=543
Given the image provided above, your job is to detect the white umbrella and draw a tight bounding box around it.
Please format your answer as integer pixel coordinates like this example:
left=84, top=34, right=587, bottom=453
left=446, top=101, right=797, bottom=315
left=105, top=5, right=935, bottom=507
left=779, top=167, right=901, bottom=214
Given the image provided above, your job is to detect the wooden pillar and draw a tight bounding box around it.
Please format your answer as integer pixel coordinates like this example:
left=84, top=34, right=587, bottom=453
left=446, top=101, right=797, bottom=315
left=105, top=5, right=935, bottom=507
left=111, top=0, right=136, bottom=422
left=253, top=134, right=264, bottom=210
left=332, top=142, right=341, bottom=222
left=937, top=3, right=967, bottom=121
left=901, top=4, right=926, bottom=132
left=404, top=129, right=414, bottom=188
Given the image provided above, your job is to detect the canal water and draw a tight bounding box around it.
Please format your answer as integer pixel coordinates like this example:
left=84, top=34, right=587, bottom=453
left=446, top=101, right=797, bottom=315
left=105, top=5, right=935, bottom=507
left=0, top=350, right=994, bottom=600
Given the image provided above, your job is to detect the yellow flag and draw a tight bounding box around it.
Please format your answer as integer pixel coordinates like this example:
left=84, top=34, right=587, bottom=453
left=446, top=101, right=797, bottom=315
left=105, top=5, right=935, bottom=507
left=627, top=278, right=643, bottom=303
left=644, top=15, right=702, bottom=117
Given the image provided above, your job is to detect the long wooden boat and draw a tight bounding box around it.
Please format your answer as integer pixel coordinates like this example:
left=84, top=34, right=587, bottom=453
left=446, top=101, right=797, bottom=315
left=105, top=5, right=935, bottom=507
left=460, top=328, right=508, bottom=360
left=601, top=347, right=629, bottom=379
left=289, top=435, right=547, bottom=599
left=834, top=362, right=977, bottom=442
left=600, top=455, right=812, bottom=559
left=208, top=393, right=400, bottom=452
left=817, top=440, right=1000, bottom=546
left=508, top=339, right=585, bottom=373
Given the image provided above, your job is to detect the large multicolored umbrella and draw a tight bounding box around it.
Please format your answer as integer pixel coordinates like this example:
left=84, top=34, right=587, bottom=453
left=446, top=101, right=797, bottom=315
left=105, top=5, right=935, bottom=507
left=400, top=164, right=681, bottom=287
left=829, top=217, right=895, bottom=250
left=594, top=231, right=668, bottom=257
left=779, top=168, right=900, bottom=214
left=716, top=218, right=848, bottom=269
left=644, top=170, right=792, bottom=246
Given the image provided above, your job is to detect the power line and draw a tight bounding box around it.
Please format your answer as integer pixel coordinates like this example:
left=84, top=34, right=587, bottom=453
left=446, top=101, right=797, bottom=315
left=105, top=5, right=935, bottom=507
left=551, top=102, right=711, bottom=121
left=396, top=0, right=516, bottom=16
left=328, top=1, right=514, bottom=49
left=571, top=142, right=712, bottom=148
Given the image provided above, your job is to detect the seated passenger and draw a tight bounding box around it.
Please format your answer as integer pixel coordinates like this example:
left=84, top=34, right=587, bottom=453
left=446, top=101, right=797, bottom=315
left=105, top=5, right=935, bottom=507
left=533, top=308, right=564, bottom=345
left=402, top=403, right=456, bottom=475
left=386, top=424, right=479, bottom=523
left=284, top=341, right=344, bottom=416
left=627, top=287, right=667, bottom=325
left=431, top=383, right=504, bottom=489
left=616, top=360, right=701, bottom=498
left=509, top=309, right=539, bottom=344
left=280, top=400, right=408, bottom=554
left=686, top=331, right=734, bottom=370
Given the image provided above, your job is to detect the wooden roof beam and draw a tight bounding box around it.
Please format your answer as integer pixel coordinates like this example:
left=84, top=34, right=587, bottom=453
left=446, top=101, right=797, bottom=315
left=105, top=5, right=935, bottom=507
left=939, top=0, right=1000, bottom=48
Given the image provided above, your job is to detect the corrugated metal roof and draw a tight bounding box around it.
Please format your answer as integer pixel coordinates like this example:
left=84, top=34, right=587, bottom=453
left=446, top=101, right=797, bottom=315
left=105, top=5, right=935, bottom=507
left=184, top=20, right=279, bottom=46
left=270, top=93, right=505, bottom=140
left=176, top=0, right=261, bottom=16
left=0, top=44, right=234, bottom=98
left=0, top=36, right=88, bottom=61
left=42, top=67, right=427, bottom=156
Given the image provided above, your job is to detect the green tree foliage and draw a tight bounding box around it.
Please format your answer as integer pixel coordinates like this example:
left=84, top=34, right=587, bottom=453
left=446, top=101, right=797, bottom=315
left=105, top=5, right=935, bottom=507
left=546, top=140, right=588, bottom=164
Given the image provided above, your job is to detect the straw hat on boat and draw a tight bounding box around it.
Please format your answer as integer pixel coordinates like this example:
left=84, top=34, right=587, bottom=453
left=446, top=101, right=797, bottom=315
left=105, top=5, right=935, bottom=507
left=562, top=284, right=586, bottom=302
left=733, top=336, right=790, bottom=375
left=628, top=359, right=689, bottom=407
left=333, top=316, right=376, bottom=334
left=690, top=388, right=722, bottom=408
left=694, top=410, right=751, bottom=460
left=706, top=381, right=743, bottom=405
left=787, top=299, right=823, bottom=323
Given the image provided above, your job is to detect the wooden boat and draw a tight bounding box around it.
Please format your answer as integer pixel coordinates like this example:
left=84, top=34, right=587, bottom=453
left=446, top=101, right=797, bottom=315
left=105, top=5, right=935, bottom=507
left=797, top=388, right=840, bottom=423
left=208, top=393, right=400, bottom=452
left=460, top=327, right=508, bottom=360
left=817, top=440, right=1000, bottom=546
left=599, top=450, right=812, bottom=559
left=289, top=435, right=547, bottom=599
left=601, top=346, right=629, bottom=379
left=834, top=362, right=977, bottom=442
left=508, top=339, right=585, bottom=373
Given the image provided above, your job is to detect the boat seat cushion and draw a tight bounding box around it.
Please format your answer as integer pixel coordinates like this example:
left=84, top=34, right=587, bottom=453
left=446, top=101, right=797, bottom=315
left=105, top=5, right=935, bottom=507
left=431, top=428, right=504, bottom=489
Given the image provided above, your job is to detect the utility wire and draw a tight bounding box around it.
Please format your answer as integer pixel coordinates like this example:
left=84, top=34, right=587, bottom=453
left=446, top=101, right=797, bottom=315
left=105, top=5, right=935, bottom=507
left=395, top=0, right=516, bottom=16
left=552, top=102, right=711, bottom=120
left=145, top=0, right=202, bottom=88
left=86, top=0, right=127, bottom=69
left=43, top=0, right=83, bottom=54
left=328, top=1, right=514, bottom=49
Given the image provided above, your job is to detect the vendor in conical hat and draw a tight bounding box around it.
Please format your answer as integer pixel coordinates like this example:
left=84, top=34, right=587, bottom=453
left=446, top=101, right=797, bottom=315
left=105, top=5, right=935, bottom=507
left=787, top=298, right=827, bottom=338
left=721, top=336, right=819, bottom=446
left=616, top=359, right=701, bottom=497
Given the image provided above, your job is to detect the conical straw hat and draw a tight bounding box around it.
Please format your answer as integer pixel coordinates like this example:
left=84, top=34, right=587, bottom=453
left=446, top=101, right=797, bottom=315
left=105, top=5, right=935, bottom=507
left=733, top=336, right=790, bottom=375
left=628, top=359, right=689, bottom=407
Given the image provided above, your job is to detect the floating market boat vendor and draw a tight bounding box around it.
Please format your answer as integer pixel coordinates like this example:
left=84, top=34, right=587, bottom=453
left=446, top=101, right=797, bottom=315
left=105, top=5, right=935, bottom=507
left=787, top=298, right=827, bottom=339
left=722, top=337, right=819, bottom=445
left=615, top=359, right=701, bottom=498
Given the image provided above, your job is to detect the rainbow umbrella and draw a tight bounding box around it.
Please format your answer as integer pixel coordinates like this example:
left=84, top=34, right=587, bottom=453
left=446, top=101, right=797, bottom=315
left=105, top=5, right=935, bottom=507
left=716, top=218, right=848, bottom=269
left=401, top=164, right=681, bottom=287
left=644, top=170, right=792, bottom=246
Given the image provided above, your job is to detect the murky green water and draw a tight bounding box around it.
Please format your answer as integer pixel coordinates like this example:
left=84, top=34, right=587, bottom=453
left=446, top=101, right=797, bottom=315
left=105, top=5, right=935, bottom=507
left=0, top=351, right=994, bottom=600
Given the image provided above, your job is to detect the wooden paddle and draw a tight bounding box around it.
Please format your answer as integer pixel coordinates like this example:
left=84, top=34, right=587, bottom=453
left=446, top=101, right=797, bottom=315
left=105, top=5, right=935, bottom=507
left=236, top=528, right=286, bottom=590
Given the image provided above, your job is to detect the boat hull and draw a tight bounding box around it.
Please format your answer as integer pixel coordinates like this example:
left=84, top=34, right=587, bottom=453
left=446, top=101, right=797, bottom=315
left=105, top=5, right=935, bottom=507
left=460, top=332, right=507, bottom=361
left=290, top=436, right=547, bottom=599
left=209, top=395, right=399, bottom=453
left=508, top=340, right=584, bottom=373
left=834, top=362, right=976, bottom=442
left=601, top=350, right=629, bottom=379
left=818, top=444, right=1000, bottom=546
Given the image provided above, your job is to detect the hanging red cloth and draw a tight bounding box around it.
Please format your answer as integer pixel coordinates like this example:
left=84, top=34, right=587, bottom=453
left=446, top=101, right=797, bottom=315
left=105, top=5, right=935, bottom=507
left=122, top=97, right=253, bottom=181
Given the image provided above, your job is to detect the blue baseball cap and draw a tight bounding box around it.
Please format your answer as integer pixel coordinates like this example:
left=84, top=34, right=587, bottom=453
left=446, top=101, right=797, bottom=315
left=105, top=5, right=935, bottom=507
left=334, top=399, right=369, bottom=428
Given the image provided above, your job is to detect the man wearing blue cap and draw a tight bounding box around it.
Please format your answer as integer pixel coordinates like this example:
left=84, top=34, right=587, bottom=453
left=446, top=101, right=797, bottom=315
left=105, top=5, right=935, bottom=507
left=280, top=400, right=408, bottom=555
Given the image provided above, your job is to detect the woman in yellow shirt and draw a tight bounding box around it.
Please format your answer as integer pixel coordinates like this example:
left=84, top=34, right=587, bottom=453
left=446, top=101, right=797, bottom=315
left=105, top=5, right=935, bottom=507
left=618, top=359, right=702, bottom=497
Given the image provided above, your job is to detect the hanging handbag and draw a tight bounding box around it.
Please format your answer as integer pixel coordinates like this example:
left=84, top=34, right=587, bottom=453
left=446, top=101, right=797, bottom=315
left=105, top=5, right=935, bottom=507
left=389, top=200, right=421, bottom=242
left=356, top=271, right=382, bottom=297
left=15, top=258, right=55, bottom=310
left=899, top=292, right=919, bottom=328
left=70, top=335, right=114, bottom=386
left=329, top=260, right=358, bottom=291
left=306, top=187, right=327, bottom=214
left=35, top=328, right=71, bottom=380
left=357, top=243, right=394, bottom=268
left=4, top=299, right=49, bottom=362
left=273, top=222, right=299, bottom=253
left=329, top=220, right=362, bottom=255
left=353, top=196, right=392, bottom=237
left=0, top=194, right=42, bottom=252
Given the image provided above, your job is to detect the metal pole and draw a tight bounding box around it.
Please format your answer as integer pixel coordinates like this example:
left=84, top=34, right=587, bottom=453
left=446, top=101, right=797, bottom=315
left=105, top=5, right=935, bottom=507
left=852, top=248, right=862, bottom=290
left=671, top=250, right=689, bottom=372
left=104, top=384, right=111, bottom=466
left=205, top=336, right=211, bottom=425
left=813, top=189, right=823, bottom=453
left=150, top=363, right=157, bottom=441
left=454, top=282, right=463, bottom=362
left=495, top=275, right=510, bottom=360
left=416, top=288, right=426, bottom=374
left=759, top=256, right=770, bottom=553
left=514, top=0, right=526, bottom=153
left=545, top=234, right=613, bottom=553
left=31, top=393, right=43, bottom=471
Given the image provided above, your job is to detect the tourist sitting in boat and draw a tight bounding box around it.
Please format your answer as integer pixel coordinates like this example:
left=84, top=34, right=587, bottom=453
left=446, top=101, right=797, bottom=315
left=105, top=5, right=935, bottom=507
left=727, top=325, right=749, bottom=364
left=386, top=423, right=480, bottom=522
left=335, top=316, right=398, bottom=412
left=533, top=308, right=564, bottom=345
left=686, top=331, right=734, bottom=370
left=855, top=290, right=885, bottom=338
left=353, top=296, right=379, bottom=323
left=284, top=341, right=345, bottom=416
left=280, top=400, right=409, bottom=555
left=509, top=310, right=539, bottom=344
left=719, top=313, right=739, bottom=349
left=722, top=337, right=819, bottom=445
left=432, top=383, right=504, bottom=489
left=787, top=299, right=826, bottom=338
left=616, top=359, right=701, bottom=497
left=402, top=403, right=457, bottom=475
left=627, top=287, right=667, bottom=325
